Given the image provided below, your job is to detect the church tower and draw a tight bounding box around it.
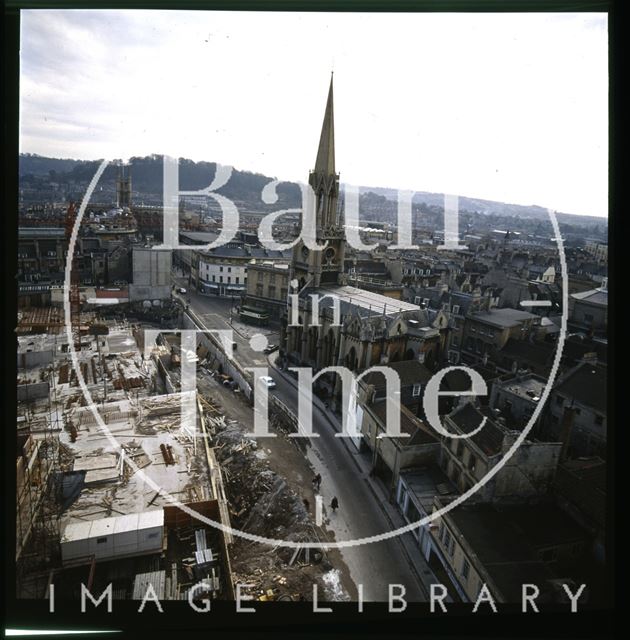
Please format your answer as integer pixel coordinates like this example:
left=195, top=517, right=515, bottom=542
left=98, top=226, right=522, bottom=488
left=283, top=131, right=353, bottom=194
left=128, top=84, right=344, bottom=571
left=116, top=164, right=132, bottom=209
left=292, top=75, right=346, bottom=289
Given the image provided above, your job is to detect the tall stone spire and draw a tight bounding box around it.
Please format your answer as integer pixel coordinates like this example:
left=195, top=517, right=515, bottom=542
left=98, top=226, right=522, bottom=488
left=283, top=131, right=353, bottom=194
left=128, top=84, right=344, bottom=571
left=314, top=73, right=335, bottom=176
left=293, top=74, right=344, bottom=289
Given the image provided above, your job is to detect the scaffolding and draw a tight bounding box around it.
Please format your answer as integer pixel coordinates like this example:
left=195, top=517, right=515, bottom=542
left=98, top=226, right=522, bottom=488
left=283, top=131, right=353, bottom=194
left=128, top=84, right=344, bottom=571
left=16, top=336, right=63, bottom=598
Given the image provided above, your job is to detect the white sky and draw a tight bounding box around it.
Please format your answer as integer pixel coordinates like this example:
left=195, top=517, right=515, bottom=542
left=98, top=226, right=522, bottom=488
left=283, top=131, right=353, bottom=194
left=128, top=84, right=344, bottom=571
left=20, top=10, right=608, bottom=217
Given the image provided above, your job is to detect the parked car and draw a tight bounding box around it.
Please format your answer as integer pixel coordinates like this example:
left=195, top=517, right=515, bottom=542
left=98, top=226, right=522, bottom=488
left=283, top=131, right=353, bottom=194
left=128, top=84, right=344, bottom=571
left=259, top=375, right=276, bottom=389
left=178, top=287, right=187, bottom=294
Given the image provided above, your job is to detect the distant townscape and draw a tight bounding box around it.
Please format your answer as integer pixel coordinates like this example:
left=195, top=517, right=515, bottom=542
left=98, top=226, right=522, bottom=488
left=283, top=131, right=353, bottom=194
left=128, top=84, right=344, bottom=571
left=16, top=77, right=608, bottom=609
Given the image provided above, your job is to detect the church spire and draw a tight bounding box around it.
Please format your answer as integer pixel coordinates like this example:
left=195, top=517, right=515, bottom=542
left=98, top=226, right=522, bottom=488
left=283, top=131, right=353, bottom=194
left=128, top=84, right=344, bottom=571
left=314, top=73, right=335, bottom=175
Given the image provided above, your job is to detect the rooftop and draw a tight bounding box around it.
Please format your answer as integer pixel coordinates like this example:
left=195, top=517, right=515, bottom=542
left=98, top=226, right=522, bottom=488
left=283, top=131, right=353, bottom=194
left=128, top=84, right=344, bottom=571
left=371, top=402, right=439, bottom=445
left=400, top=465, right=457, bottom=512
left=571, top=287, right=608, bottom=306
left=447, top=403, right=506, bottom=457
left=19, top=227, right=66, bottom=238
left=361, top=359, right=435, bottom=389
left=555, top=457, right=606, bottom=529
left=555, top=361, right=607, bottom=413
left=314, top=284, right=422, bottom=317
left=443, top=501, right=587, bottom=601
left=470, top=308, right=538, bottom=329
left=495, top=374, right=547, bottom=403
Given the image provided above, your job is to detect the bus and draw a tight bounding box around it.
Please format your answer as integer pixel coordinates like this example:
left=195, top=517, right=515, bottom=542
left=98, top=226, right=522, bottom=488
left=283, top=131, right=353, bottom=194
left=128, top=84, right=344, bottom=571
left=239, top=304, right=270, bottom=326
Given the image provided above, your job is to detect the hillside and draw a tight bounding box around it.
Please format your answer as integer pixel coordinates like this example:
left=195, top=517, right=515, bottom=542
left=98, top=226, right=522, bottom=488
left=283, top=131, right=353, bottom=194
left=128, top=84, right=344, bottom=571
left=19, top=154, right=607, bottom=232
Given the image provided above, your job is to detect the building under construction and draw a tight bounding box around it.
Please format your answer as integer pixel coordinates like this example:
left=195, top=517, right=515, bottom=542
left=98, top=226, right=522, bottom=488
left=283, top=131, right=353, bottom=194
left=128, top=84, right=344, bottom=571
left=16, top=314, right=234, bottom=600
left=16, top=333, right=65, bottom=598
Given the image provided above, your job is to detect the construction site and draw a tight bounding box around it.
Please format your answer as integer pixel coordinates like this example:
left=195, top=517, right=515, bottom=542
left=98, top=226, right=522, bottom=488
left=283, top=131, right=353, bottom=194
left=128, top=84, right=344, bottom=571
left=16, top=302, right=349, bottom=603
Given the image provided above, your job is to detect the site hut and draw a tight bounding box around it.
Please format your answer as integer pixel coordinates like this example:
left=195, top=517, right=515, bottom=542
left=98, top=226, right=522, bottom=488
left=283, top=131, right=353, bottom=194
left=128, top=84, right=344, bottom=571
left=60, top=510, right=164, bottom=565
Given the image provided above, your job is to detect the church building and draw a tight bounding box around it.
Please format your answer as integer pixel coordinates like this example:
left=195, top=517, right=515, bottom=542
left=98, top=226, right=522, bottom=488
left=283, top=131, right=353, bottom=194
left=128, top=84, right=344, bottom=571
left=280, top=76, right=442, bottom=391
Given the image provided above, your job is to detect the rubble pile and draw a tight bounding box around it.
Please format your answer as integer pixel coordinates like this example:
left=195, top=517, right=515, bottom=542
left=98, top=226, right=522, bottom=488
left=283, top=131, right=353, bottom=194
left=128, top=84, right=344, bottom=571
left=211, top=421, right=338, bottom=600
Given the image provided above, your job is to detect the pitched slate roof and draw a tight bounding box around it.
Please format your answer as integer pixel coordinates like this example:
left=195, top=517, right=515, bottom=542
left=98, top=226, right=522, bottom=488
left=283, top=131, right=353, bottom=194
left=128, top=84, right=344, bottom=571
left=555, top=362, right=607, bottom=413
left=447, top=403, right=505, bottom=456
left=554, top=457, right=606, bottom=529
left=362, top=359, right=434, bottom=388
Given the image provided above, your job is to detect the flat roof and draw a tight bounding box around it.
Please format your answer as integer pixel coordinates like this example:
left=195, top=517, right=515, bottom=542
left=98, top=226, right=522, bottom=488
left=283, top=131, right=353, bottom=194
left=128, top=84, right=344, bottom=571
left=571, top=288, right=608, bottom=306
left=61, top=520, right=92, bottom=543
left=496, top=375, right=547, bottom=402
left=90, top=517, right=116, bottom=538
left=138, top=509, right=165, bottom=529
left=114, top=513, right=140, bottom=535
left=470, top=308, right=538, bottom=329
left=62, top=510, right=165, bottom=544
left=18, top=227, right=66, bottom=238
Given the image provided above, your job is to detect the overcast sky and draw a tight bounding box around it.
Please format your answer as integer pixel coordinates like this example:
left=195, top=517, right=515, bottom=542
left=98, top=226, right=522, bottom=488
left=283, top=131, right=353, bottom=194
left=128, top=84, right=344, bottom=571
left=20, top=10, right=607, bottom=217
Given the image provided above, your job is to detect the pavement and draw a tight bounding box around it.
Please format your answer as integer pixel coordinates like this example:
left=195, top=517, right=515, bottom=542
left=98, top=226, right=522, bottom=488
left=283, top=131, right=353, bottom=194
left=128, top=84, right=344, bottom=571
left=266, top=356, right=441, bottom=602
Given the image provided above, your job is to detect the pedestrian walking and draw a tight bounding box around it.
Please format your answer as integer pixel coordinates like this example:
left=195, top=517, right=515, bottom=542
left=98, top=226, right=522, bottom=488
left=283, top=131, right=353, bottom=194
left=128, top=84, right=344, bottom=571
left=313, top=473, right=322, bottom=491
left=303, top=498, right=310, bottom=511
left=330, top=496, right=339, bottom=512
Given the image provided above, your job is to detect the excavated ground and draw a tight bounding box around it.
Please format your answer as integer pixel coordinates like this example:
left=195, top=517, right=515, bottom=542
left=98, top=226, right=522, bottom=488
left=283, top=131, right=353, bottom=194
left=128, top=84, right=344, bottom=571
left=198, top=368, right=353, bottom=602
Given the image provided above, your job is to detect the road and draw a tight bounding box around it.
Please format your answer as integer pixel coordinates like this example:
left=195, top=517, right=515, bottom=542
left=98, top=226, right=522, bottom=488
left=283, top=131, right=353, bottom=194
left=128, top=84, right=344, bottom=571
left=177, top=277, right=428, bottom=601
left=171, top=272, right=279, bottom=370
left=266, top=359, right=428, bottom=602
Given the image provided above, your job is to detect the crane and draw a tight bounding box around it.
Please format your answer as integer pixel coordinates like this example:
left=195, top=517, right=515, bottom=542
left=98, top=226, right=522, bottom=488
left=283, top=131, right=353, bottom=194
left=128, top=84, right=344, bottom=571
left=65, top=201, right=81, bottom=350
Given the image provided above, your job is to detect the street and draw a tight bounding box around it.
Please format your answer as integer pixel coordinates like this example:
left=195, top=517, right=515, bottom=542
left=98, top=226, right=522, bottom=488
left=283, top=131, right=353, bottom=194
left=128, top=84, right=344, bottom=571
left=176, top=278, right=428, bottom=601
